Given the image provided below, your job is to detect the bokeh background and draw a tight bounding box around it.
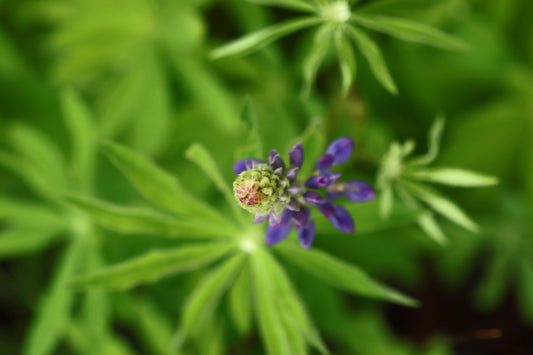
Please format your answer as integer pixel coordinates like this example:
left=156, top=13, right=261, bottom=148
left=1, top=0, right=532, bottom=354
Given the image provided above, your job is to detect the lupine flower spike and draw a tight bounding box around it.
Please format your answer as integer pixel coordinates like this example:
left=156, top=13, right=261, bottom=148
left=233, top=138, right=375, bottom=249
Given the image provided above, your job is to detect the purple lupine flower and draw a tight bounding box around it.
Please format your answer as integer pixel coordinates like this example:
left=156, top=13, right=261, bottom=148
left=233, top=137, right=374, bottom=249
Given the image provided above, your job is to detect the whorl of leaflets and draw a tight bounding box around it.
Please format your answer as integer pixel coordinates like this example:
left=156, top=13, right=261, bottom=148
left=233, top=138, right=375, bottom=249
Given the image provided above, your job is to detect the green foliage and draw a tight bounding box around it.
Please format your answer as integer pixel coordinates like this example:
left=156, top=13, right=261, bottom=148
left=377, top=117, right=498, bottom=244
left=1, top=0, right=532, bottom=353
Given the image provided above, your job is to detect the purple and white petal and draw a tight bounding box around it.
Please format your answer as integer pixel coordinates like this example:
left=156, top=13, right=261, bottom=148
left=317, top=202, right=335, bottom=218
left=233, top=158, right=265, bottom=174
left=345, top=181, right=376, bottom=202
left=326, top=137, right=354, bottom=165
left=285, top=167, right=299, bottom=182
left=329, top=204, right=355, bottom=233
left=316, top=154, right=334, bottom=172
left=269, top=209, right=291, bottom=228
left=287, top=198, right=300, bottom=211
left=291, top=205, right=310, bottom=229
left=323, top=171, right=342, bottom=187
left=289, top=142, right=304, bottom=168
left=303, top=191, right=326, bottom=205
left=265, top=217, right=293, bottom=246
left=253, top=213, right=269, bottom=224
left=298, top=219, right=315, bottom=249
left=269, top=150, right=285, bottom=171
left=288, top=185, right=302, bottom=196
left=306, top=175, right=328, bottom=189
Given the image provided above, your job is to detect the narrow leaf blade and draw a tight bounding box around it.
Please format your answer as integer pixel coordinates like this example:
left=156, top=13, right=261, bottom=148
left=69, top=243, right=235, bottom=290
left=211, top=17, right=322, bottom=59
left=406, top=168, right=499, bottom=187
left=277, top=245, right=418, bottom=307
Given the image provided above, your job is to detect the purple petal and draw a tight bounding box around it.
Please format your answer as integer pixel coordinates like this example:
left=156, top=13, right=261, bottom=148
left=285, top=167, right=299, bottom=182
left=316, top=154, right=334, bottom=172
left=318, top=202, right=335, bottom=218
left=345, top=181, right=376, bottom=202
left=233, top=158, right=265, bottom=174
left=289, top=143, right=304, bottom=168
left=269, top=150, right=285, bottom=170
left=329, top=204, right=355, bottom=233
left=323, top=171, right=342, bottom=187
left=287, top=198, right=300, bottom=211
left=266, top=217, right=293, bottom=246
left=327, top=192, right=344, bottom=200
left=291, top=206, right=310, bottom=229
left=253, top=213, right=269, bottom=224
left=306, top=175, right=328, bottom=189
left=269, top=209, right=291, bottom=228
left=298, top=219, right=315, bottom=249
left=326, top=137, right=354, bottom=165
left=303, top=191, right=326, bottom=205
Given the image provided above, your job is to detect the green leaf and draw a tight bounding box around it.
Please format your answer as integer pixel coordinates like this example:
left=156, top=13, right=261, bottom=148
left=403, top=180, right=479, bottom=232
left=0, top=229, right=62, bottom=259
left=100, top=141, right=236, bottom=232
left=405, top=168, right=499, bottom=187
left=69, top=243, right=235, bottom=290
left=409, top=116, right=445, bottom=166
left=263, top=249, right=330, bottom=355
left=251, top=249, right=292, bottom=355
left=64, top=194, right=234, bottom=239
left=179, top=254, right=246, bottom=340
left=0, top=150, right=60, bottom=199
left=60, top=89, right=97, bottom=191
left=246, top=0, right=317, bottom=12
left=7, top=124, right=68, bottom=188
left=346, top=26, right=397, bottom=94
left=228, top=264, right=253, bottom=335
left=135, top=300, right=175, bottom=355
left=417, top=212, right=447, bottom=245
left=352, top=14, right=469, bottom=51
left=0, top=198, right=66, bottom=230
left=334, top=27, right=357, bottom=96
left=241, top=98, right=264, bottom=158
left=277, top=245, right=418, bottom=307
left=211, top=16, right=323, bottom=59
left=379, top=184, right=394, bottom=219
left=302, top=24, right=333, bottom=96
left=185, top=143, right=243, bottom=221
left=24, top=237, right=86, bottom=355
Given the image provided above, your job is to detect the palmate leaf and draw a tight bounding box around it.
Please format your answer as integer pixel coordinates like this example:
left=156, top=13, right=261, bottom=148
left=276, top=245, right=418, bottom=307
left=352, top=14, right=469, bottom=51
left=68, top=243, right=236, bottom=290
left=403, top=180, right=479, bottom=232
left=246, top=0, right=316, bottom=12
left=228, top=263, right=253, bottom=335
left=185, top=143, right=244, bottom=222
left=409, top=116, right=445, bottom=166
left=24, top=237, right=86, bottom=355
left=261, top=249, right=330, bottom=355
left=405, top=168, right=499, bottom=187
left=346, top=26, right=397, bottom=94
left=60, top=89, right=97, bottom=191
left=178, top=254, right=246, bottom=341
left=334, top=27, right=357, bottom=96
left=250, top=249, right=292, bottom=355
left=302, top=24, right=333, bottom=96
left=100, top=141, right=237, bottom=233
left=64, top=193, right=235, bottom=238
left=211, top=16, right=323, bottom=59
left=251, top=249, right=330, bottom=355
left=0, top=229, right=63, bottom=259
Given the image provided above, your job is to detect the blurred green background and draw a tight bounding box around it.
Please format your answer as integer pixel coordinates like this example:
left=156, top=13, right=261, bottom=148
left=1, top=0, right=532, bottom=354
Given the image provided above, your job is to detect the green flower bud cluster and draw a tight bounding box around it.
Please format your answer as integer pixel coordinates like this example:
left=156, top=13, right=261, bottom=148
left=233, top=165, right=290, bottom=215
